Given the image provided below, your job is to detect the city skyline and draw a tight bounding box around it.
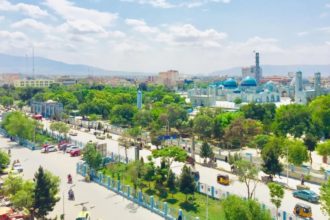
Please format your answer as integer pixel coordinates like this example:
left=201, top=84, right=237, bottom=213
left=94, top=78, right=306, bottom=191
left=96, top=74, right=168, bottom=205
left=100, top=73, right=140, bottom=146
left=0, top=0, right=329, bottom=74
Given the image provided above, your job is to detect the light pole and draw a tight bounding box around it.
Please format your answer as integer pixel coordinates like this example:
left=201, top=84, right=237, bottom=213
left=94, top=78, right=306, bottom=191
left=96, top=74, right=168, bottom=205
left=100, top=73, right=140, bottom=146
left=62, top=184, right=75, bottom=220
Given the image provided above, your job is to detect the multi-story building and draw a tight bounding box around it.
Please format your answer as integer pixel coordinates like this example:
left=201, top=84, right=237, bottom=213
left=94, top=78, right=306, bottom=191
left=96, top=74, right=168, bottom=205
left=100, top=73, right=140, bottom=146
left=14, top=79, right=55, bottom=88
left=56, top=76, right=77, bottom=86
left=158, top=70, right=179, bottom=88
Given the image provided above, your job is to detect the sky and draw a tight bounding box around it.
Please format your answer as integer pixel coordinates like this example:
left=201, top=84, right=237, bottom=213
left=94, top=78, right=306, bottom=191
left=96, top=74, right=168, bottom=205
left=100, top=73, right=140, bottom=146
left=0, top=0, right=329, bottom=74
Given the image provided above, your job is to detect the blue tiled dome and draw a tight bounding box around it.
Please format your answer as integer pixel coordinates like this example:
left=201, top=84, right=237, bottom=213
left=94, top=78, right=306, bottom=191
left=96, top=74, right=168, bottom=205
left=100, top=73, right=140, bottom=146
left=240, top=76, right=257, bottom=87
left=223, top=78, right=238, bottom=88
left=264, top=81, right=275, bottom=92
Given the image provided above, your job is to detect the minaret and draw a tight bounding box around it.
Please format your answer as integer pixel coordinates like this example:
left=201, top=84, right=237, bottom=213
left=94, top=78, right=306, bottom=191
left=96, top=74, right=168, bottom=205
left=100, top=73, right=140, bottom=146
left=295, top=71, right=303, bottom=94
left=137, top=90, right=142, bottom=110
left=314, top=72, right=321, bottom=97
left=255, top=52, right=261, bottom=84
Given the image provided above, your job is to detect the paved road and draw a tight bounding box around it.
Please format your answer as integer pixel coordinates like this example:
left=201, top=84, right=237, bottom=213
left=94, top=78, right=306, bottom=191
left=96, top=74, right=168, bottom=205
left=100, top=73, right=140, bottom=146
left=42, top=119, right=328, bottom=220
left=0, top=136, right=162, bottom=220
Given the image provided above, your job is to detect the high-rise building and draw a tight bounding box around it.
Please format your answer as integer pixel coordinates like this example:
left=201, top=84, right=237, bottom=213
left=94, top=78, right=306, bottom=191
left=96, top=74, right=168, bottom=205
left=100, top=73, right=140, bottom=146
left=137, top=90, right=142, bottom=109
left=314, top=72, right=322, bottom=97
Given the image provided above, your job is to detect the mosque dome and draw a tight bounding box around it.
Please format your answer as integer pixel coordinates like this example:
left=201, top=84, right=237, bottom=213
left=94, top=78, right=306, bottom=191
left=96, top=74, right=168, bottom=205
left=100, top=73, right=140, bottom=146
left=240, top=76, right=257, bottom=87
left=223, top=78, right=238, bottom=88
left=264, top=81, right=276, bottom=92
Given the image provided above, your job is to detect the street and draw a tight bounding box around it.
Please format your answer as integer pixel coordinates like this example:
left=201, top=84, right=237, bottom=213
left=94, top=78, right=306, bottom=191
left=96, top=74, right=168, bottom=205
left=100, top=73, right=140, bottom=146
left=0, top=136, right=162, bottom=220
left=43, top=118, right=328, bottom=220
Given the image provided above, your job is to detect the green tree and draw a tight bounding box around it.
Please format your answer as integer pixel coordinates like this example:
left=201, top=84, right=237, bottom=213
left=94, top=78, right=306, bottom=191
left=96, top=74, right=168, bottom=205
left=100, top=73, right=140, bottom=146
left=2, top=174, right=24, bottom=197
left=223, top=118, right=263, bottom=149
left=200, top=142, right=213, bottom=163
left=316, top=140, right=330, bottom=163
left=234, top=160, right=259, bottom=199
left=268, top=183, right=284, bottom=220
left=83, top=143, right=103, bottom=170
left=143, top=161, right=155, bottom=188
left=1, top=96, right=14, bottom=108
left=0, top=150, right=10, bottom=171
left=110, top=104, right=137, bottom=126
left=152, top=146, right=187, bottom=182
left=11, top=180, right=35, bottom=211
left=309, top=95, right=330, bottom=138
left=320, top=178, right=330, bottom=217
left=222, top=195, right=272, bottom=220
left=167, top=170, right=176, bottom=196
left=193, top=114, right=213, bottom=140
left=261, top=138, right=283, bottom=178
left=248, top=134, right=270, bottom=152
left=273, top=104, right=314, bottom=138
left=128, top=161, right=145, bottom=191
left=33, top=166, right=60, bottom=219
left=179, top=165, right=195, bottom=201
left=286, top=139, right=309, bottom=166
left=2, top=111, right=37, bottom=140
left=134, top=110, right=153, bottom=128
left=49, top=121, right=70, bottom=139
left=303, top=134, right=318, bottom=164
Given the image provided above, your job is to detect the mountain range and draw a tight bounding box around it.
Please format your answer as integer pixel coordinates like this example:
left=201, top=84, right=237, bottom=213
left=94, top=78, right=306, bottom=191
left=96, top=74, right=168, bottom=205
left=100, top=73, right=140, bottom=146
left=0, top=53, right=329, bottom=77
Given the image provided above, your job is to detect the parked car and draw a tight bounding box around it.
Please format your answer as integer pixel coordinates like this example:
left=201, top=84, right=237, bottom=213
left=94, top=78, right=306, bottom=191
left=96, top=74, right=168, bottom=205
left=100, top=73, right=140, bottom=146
left=66, top=145, right=79, bottom=153
left=293, top=190, right=319, bottom=203
left=58, top=143, right=73, bottom=151
left=69, top=131, right=78, bottom=136
left=70, top=148, right=81, bottom=157
left=13, top=163, right=23, bottom=173
left=41, top=145, right=57, bottom=153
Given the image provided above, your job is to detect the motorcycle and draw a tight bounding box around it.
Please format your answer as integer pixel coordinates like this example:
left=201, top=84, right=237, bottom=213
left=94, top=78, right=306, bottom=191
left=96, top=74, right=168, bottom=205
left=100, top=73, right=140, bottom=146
left=68, top=189, right=75, bottom=201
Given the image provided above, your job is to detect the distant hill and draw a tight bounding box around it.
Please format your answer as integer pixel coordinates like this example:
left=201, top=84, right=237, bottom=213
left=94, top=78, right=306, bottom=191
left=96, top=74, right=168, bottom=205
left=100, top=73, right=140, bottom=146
left=211, top=65, right=330, bottom=77
left=0, top=53, right=151, bottom=77
left=1, top=53, right=329, bottom=77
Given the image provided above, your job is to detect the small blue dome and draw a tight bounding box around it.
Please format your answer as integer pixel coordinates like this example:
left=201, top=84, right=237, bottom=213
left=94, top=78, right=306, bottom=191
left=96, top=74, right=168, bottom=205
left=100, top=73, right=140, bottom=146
left=223, top=78, right=238, bottom=88
left=240, top=76, right=257, bottom=87
left=264, top=81, right=276, bottom=92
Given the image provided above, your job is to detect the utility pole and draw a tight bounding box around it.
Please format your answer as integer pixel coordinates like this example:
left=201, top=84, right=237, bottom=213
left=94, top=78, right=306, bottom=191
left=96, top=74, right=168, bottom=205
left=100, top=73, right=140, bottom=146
left=32, top=46, right=35, bottom=78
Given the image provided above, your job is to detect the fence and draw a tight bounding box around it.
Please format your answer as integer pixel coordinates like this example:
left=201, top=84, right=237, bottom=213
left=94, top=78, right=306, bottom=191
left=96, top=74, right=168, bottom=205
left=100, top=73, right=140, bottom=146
left=196, top=182, right=303, bottom=220
left=76, top=162, right=199, bottom=220
left=0, top=128, right=40, bottom=150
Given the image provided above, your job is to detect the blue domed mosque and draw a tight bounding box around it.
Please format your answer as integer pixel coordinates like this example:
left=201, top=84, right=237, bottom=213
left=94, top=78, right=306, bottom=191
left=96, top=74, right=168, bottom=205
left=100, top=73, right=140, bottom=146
left=188, top=52, right=281, bottom=107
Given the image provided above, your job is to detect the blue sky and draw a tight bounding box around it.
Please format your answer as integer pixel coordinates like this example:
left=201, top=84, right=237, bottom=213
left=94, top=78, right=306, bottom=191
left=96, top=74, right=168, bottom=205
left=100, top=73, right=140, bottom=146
left=0, top=0, right=329, bottom=74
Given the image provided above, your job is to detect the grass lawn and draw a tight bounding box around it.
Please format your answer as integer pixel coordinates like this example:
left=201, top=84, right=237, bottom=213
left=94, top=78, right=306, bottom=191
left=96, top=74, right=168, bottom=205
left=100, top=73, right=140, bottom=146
left=101, top=163, right=226, bottom=220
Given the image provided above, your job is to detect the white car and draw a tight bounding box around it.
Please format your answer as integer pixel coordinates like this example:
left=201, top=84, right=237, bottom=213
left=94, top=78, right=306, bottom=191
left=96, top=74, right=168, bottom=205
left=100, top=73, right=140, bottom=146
left=66, top=145, right=79, bottom=153
left=42, top=145, right=57, bottom=153
left=13, top=163, right=23, bottom=173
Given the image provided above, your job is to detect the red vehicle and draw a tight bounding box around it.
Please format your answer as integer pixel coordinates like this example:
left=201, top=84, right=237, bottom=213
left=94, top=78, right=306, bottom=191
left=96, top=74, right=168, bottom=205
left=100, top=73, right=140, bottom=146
left=32, top=114, right=42, bottom=120
left=70, top=148, right=81, bottom=157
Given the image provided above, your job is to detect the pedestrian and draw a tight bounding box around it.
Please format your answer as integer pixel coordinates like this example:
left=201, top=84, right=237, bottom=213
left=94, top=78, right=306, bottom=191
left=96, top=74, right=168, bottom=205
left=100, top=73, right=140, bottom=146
left=301, top=174, right=305, bottom=185
left=178, top=216, right=182, bottom=220
left=7, top=148, right=11, bottom=156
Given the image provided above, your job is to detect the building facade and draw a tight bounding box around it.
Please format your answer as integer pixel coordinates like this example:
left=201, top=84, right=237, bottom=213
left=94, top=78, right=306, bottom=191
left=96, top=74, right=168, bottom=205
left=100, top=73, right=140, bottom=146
left=31, top=100, right=63, bottom=120
left=14, top=79, right=55, bottom=88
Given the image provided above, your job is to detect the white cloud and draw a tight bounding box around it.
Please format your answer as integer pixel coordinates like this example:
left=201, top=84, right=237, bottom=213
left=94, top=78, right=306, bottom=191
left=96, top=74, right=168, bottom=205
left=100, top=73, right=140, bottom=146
left=125, top=19, right=159, bottom=33
left=317, top=26, right=330, bottom=33
left=59, top=20, right=107, bottom=34
left=121, top=0, right=231, bottom=8
left=326, top=3, right=330, bottom=8
left=11, top=19, right=51, bottom=33
left=44, top=0, right=117, bottom=27
left=0, top=30, right=28, bottom=41
left=0, top=0, right=49, bottom=18
left=156, top=24, right=227, bottom=48
left=0, top=16, right=4, bottom=21
left=121, top=0, right=175, bottom=8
